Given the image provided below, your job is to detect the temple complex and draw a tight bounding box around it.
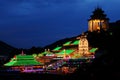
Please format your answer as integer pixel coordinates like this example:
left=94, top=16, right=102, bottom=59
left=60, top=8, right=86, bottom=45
left=4, top=8, right=110, bottom=74
left=4, top=33, right=97, bottom=73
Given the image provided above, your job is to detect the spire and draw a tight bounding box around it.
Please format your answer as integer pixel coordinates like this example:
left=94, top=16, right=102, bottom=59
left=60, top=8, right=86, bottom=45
left=96, top=4, right=101, bottom=10
left=21, top=50, right=25, bottom=55
left=89, top=7, right=109, bottom=20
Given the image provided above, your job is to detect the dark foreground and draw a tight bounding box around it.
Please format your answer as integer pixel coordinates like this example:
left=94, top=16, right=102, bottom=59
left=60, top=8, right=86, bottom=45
left=0, top=66, right=120, bottom=80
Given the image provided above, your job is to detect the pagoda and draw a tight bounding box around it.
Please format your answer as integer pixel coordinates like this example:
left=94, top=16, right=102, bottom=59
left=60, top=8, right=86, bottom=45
left=4, top=51, right=43, bottom=72
left=88, top=7, right=109, bottom=32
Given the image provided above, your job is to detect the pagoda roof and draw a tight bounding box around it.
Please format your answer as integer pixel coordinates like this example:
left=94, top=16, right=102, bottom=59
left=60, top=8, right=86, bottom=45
left=4, top=55, right=43, bottom=66
left=72, top=40, right=79, bottom=45
left=63, top=41, right=72, bottom=46
left=56, top=49, right=75, bottom=55
left=41, top=51, right=53, bottom=55
left=16, top=55, right=34, bottom=59
left=52, top=46, right=62, bottom=51
left=88, top=7, right=109, bottom=20
left=89, top=48, right=98, bottom=53
left=63, top=40, right=80, bottom=46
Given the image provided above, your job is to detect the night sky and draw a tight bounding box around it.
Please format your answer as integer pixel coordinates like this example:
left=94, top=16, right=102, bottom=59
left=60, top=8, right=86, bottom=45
left=0, top=0, right=120, bottom=49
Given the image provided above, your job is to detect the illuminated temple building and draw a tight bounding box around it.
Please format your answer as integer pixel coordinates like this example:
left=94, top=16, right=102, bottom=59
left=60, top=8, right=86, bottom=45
left=50, top=33, right=97, bottom=59
left=34, top=33, right=98, bottom=73
left=4, top=51, right=43, bottom=72
left=88, top=7, right=109, bottom=32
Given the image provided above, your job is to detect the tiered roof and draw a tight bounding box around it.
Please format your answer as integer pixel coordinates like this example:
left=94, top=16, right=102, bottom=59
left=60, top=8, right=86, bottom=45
left=63, top=40, right=80, bottom=46
left=89, top=7, right=109, bottom=20
left=89, top=48, right=98, bottom=53
left=63, top=41, right=72, bottom=46
left=56, top=49, right=75, bottom=55
left=52, top=39, right=97, bottom=54
left=72, top=40, right=79, bottom=45
left=52, top=46, right=62, bottom=51
left=4, top=54, right=43, bottom=66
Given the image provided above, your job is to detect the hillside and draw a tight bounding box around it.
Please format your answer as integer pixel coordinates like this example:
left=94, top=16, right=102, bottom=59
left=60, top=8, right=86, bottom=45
left=0, top=20, right=120, bottom=56
left=44, top=20, right=120, bottom=51
left=65, top=20, right=120, bottom=79
left=40, top=20, right=120, bottom=79
left=0, top=41, right=15, bottom=56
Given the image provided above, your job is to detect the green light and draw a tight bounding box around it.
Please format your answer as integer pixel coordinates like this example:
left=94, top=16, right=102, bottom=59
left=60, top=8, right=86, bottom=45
left=72, top=40, right=80, bottom=45
left=89, top=48, right=98, bottom=53
left=32, top=54, right=37, bottom=57
left=53, top=46, right=62, bottom=51
left=57, top=49, right=74, bottom=55
left=38, top=53, right=43, bottom=57
left=41, top=52, right=48, bottom=55
left=17, top=55, right=34, bottom=59
left=63, top=41, right=71, bottom=45
left=110, top=32, right=113, bottom=35
left=4, top=61, right=16, bottom=66
left=4, top=55, right=43, bottom=66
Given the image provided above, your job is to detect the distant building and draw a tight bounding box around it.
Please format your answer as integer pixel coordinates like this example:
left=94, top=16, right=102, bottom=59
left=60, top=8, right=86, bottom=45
left=88, top=7, right=109, bottom=32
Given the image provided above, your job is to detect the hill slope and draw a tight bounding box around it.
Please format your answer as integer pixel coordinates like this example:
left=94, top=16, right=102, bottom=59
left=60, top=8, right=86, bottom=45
left=0, top=41, right=15, bottom=56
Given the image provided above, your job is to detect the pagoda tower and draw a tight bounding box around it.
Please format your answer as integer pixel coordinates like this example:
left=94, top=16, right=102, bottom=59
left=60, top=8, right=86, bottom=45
left=77, top=33, right=89, bottom=56
left=88, top=7, right=109, bottom=32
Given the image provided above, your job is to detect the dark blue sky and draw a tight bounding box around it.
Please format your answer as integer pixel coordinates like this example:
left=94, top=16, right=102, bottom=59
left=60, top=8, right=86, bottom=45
left=0, top=0, right=120, bottom=49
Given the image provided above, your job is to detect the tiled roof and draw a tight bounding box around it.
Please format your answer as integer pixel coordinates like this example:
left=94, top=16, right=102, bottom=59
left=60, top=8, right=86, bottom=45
left=56, top=49, right=75, bottom=55
left=4, top=55, right=43, bottom=66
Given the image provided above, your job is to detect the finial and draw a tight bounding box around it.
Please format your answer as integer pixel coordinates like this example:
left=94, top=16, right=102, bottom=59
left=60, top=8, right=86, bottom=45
left=96, top=3, right=101, bottom=9
left=21, top=50, right=24, bottom=55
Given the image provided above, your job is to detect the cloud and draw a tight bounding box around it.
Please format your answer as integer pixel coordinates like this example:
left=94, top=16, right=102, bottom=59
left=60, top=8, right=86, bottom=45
left=0, top=0, right=82, bottom=18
